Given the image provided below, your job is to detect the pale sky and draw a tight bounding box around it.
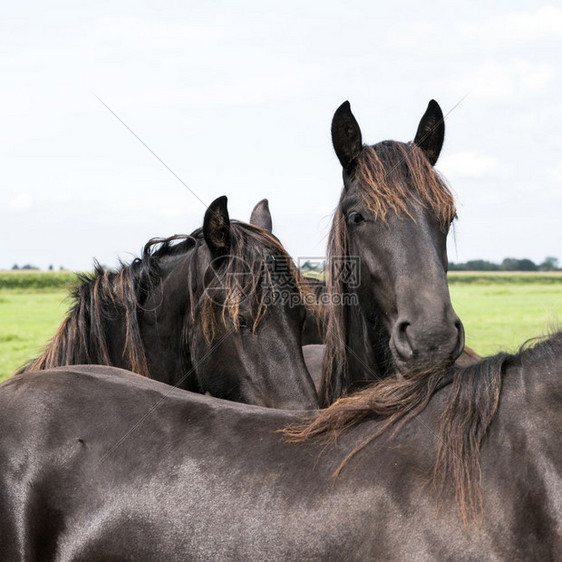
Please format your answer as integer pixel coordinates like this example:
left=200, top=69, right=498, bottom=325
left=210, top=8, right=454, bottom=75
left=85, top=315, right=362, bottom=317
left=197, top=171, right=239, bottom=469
left=2, top=1, right=561, bottom=271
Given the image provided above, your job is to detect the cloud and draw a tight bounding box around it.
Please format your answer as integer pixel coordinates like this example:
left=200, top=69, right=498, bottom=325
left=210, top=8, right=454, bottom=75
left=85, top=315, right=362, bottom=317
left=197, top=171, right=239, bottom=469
left=463, top=5, right=562, bottom=48
left=90, top=17, right=236, bottom=48
left=446, top=59, right=557, bottom=102
left=548, top=165, right=562, bottom=194
left=9, top=193, right=33, bottom=211
left=439, top=151, right=503, bottom=179
left=387, top=6, right=562, bottom=52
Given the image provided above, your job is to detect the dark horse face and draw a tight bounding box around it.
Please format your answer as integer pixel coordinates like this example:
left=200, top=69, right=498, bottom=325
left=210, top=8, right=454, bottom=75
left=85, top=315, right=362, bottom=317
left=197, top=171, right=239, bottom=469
left=329, top=100, right=464, bottom=378
left=142, top=197, right=319, bottom=409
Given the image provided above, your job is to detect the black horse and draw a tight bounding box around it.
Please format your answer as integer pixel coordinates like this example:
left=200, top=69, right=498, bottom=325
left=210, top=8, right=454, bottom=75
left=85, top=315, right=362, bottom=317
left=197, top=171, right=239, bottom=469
left=321, top=100, right=465, bottom=405
left=0, top=332, right=560, bottom=559
left=22, top=196, right=318, bottom=409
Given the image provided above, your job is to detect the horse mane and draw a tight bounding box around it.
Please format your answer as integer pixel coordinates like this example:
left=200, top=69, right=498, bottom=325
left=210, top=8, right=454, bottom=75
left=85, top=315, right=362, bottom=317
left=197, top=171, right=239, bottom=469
left=320, top=141, right=457, bottom=406
left=22, top=234, right=194, bottom=377
left=196, top=222, right=315, bottom=342
left=22, top=223, right=312, bottom=376
left=287, top=331, right=562, bottom=525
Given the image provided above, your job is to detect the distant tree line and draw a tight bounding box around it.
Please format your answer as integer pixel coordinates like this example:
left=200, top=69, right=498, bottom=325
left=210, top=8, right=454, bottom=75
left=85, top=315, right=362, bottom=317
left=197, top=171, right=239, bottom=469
left=10, top=264, right=66, bottom=271
left=449, top=256, right=560, bottom=272
left=8, top=257, right=562, bottom=273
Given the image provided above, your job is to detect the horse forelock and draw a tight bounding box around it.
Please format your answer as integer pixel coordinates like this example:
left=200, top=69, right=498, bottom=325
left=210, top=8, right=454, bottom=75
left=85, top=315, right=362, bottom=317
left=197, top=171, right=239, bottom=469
left=196, top=221, right=315, bottom=342
left=354, top=142, right=457, bottom=228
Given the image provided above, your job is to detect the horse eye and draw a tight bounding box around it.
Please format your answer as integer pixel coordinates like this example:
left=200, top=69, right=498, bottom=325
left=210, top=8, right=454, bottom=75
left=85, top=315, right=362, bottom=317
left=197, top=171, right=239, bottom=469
left=347, top=211, right=365, bottom=225
left=236, top=316, right=248, bottom=329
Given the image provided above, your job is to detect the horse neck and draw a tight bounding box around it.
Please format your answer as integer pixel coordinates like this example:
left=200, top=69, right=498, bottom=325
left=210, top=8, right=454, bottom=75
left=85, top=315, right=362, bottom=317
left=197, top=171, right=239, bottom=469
left=320, top=299, right=384, bottom=405
left=138, top=248, right=201, bottom=389
left=345, top=301, right=392, bottom=388
left=27, top=269, right=149, bottom=375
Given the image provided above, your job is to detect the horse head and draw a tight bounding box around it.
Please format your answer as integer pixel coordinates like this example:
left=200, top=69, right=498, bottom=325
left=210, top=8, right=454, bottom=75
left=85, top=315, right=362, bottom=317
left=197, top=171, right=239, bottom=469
left=142, top=196, right=319, bottom=409
left=322, top=100, right=464, bottom=402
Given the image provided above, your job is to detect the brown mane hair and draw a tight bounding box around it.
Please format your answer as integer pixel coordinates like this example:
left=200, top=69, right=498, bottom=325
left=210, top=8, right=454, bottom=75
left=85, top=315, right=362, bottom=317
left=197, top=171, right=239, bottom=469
left=286, top=352, right=511, bottom=526
left=287, top=332, right=562, bottom=523
left=23, top=222, right=312, bottom=376
left=320, top=141, right=457, bottom=406
left=355, top=142, right=456, bottom=225
left=197, top=223, right=314, bottom=342
left=23, top=241, right=172, bottom=377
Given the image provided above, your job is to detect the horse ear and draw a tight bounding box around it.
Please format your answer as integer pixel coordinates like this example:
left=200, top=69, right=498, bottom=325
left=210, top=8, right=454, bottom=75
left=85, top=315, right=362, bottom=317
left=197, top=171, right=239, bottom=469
left=203, top=196, right=231, bottom=260
left=249, top=199, right=273, bottom=233
left=414, top=100, right=445, bottom=166
left=331, top=101, right=363, bottom=171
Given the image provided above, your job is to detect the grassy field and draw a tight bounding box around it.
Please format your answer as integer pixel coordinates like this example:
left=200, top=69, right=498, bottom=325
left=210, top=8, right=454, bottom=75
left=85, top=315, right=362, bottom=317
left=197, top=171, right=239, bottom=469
left=448, top=271, right=562, bottom=355
left=450, top=282, right=561, bottom=355
left=0, top=290, right=70, bottom=380
left=0, top=272, right=561, bottom=382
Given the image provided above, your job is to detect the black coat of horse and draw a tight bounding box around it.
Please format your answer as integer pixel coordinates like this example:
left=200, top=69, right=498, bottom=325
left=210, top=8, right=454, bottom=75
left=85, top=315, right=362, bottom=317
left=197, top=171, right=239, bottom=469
left=22, top=196, right=318, bottom=409
left=0, top=332, right=560, bottom=560
left=321, top=100, right=465, bottom=405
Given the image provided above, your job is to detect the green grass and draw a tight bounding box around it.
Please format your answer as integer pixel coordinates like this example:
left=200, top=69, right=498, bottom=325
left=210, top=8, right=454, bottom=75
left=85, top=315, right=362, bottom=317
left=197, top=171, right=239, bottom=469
left=0, top=272, right=561, bottom=382
left=0, top=290, right=70, bottom=380
left=450, top=283, right=561, bottom=355
left=0, top=270, right=79, bottom=290
left=448, top=271, right=562, bottom=285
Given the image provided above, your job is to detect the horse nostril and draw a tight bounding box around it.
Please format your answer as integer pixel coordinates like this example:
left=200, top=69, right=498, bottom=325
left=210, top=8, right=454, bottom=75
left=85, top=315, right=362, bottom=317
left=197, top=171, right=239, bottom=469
left=453, top=319, right=466, bottom=358
left=393, top=320, right=415, bottom=360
